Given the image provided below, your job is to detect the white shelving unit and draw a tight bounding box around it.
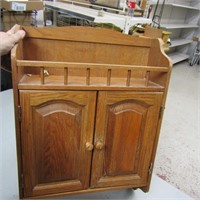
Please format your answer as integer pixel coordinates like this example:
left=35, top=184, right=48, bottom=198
left=163, top=24, right=199, bottom=29
left=164, top=3, right=200, bottom=10
left=167, top=52, right=190, bottom=64
left=170, top=39, right=192, bottom=48
left=150, top=0, right=200, bottom=64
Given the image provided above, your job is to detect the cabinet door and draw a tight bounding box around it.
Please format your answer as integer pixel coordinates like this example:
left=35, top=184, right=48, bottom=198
left=20, top=91, right=96, bottom=197
left=91, top=91, right=162, bottom=188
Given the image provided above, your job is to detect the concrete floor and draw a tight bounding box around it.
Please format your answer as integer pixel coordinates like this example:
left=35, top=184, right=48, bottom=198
left=0, top=61, right=197, bottom=200
left=154, top=61, right=200, bottom=199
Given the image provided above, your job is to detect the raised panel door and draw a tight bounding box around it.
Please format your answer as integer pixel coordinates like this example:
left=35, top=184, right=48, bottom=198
left=20, top=91, right=96, bottom=197
left=91, top=91, right=163, bottom=188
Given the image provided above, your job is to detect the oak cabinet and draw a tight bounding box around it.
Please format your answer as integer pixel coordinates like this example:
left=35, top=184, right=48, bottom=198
left=11, top=26, right=171, bottom=199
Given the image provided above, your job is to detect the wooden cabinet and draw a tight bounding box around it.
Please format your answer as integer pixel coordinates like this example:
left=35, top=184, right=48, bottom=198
left=11, top=26, right=171, bottom=199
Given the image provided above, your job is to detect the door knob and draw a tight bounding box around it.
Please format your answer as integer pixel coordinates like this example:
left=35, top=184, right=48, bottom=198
left=95, top=141, right=104, bottom=150
left=86, top=142, right=94, bottom=151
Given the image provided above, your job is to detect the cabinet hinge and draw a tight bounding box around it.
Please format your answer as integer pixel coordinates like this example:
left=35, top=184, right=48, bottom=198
left=18, top=105, right=22, bottom=123
left=148, top=162, right=153, bottom=175
left=159, top=106, right=164, bottom=119
left=21, top=174, right=24, bottom=189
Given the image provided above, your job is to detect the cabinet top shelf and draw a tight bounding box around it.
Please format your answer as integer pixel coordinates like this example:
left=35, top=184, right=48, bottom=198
left=18, top=74, right=165, bottom=91
left=11, top=26, right=172, bottom=92
left=16, top=60, right=167, bottom=91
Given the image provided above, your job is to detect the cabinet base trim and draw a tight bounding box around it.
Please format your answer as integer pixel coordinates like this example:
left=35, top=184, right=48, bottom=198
left=24, top=184, right=147, bottom=199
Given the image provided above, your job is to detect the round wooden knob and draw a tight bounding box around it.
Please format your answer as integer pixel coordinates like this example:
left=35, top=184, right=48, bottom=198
left=86, top=142, right=94, bottom=151
left=95, top=141, right=104, bottom=150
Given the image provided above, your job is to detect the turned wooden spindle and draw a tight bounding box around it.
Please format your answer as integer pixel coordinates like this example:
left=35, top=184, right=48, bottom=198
left=126, top=70, right=131, bottom=86
left=64, top=67, right=68, bottom=85
left=145, top=71, right=150, bottom=86
left=86, top=68, right=90, bottom=85
left=40, top=67, right=44, bottom=84
left=107, top=69, right=111, bottom=86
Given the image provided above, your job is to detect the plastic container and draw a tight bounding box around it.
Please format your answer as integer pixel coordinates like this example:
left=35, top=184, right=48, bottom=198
left=127, top=0, right=136, bottom=17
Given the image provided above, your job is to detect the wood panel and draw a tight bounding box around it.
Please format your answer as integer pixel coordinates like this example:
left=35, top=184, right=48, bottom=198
left=91, top=91, right=163, bottom=188
left=22, top=26, right=152, bottom=47
left=105, top=102, right=147, bottom=176
left=34, top=102, right=82, bottom=183
left=20, top=91, right=96, bottom=197
left=22, top=39, right=149, bottom=66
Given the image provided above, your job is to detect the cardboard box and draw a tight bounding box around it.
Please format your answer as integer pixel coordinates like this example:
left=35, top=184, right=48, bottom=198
left=2, top=10, right=37, bottom=31
left=1, top=0, right=43, bottom=11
